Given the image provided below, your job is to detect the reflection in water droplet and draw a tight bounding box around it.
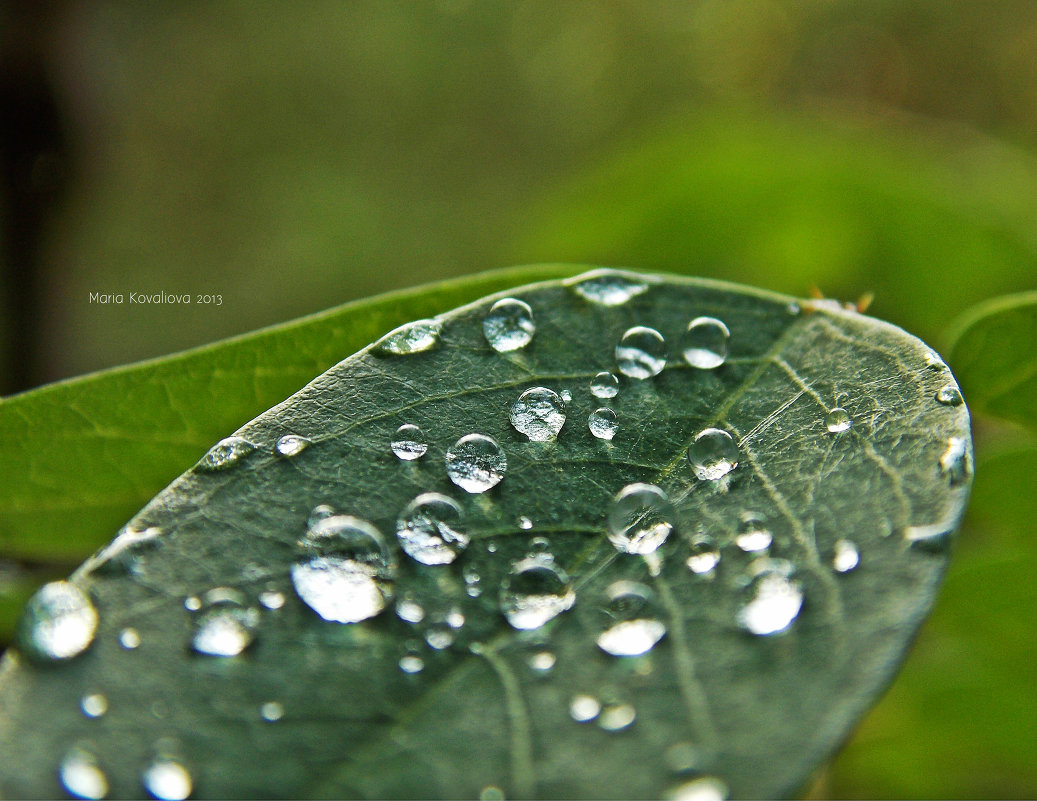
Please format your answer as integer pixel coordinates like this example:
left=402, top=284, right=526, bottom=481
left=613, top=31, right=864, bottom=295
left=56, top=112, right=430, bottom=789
left=500, top=555, right=575, bottom=630
left=275, top=434, right=310, bottom=458
left=833, top=539, right=860, bottom=573
left=589, top=408, right=618, bottom=440
left=607, top=484, right=674, bottom=555
left=391, top=424, right=428, bottom=461
left=616, top=326, right=667, bottom=379
left=598, top=703, right=637, bottom=731
left=81, top=693, right=108, bottom=719
left=738, top=568, right=803, bottom=636
left=510, top=387, right=566, bottom=441
left=397, top=493, right=468, bottom=565
left=527, top=650, right=556, bottom=672
left=17, top=581, right=98, bottom=661
left=597, top=581, right=666, bottom=656
left=940, top=436, right=971, bottom=486
left=445, top=434, right=507, bottom=493
left=483, top=298, right=535, bottom=352
left=191, top=587, right=259, bottom=657
left=825, top=407, right=852, bottom=434
left=935, top=386, right=963, bottom=406
left=569, top=694, right=601, bottom=722
left=591, top=371, right=620, bottom=399
left=259, top=590, right=285, bottom=610
left=688, top=429, right=738, bottom=481
left=568, top=269, right=650, bottom=306
left=60, top=747, right=108, bottom=800
left=680, top=317, right=730, bottom=369
left=197, top=436, right=255, bottom=471
left=664, top=776, right=730, bottom=801
left=291, top=516, right=395, bottom=623
left=120, top=628, right=141, bottom=650
left=261, top=701, right=284, bottom=722
left=736, top=514, right=772, bottom=553
left=373, top=319, right=441, bottom=356
left=399, top=654, right=425, bottom=674
left=141, top=755, right=193, bottom=801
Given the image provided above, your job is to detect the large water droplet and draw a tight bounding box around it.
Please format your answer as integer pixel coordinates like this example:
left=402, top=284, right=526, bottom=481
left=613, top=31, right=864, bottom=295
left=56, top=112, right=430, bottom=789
left=291, top=515, right=395, bottom=623
left=664, top=776, right=730, bottom=801
left=197, top=436, right=255, bottom=471
left=735, top=513, right=772, bottom=553
left=833, top=539, right=860, bottom=573
left=16, top=581, right=97, bottom=661
left=688, top=428, right=738, bottom=481
left=598, top=702, right=637, bottom=731
left=397, top=493, right=468, bottom=565
left=935, top=385, right=963, bottom=406
left=590, top=371, right=620, bottom=399
left=500, top=554, right=575, bottom=630
left=391, top=423, right=428, bottom=461
left=483, top=298, right=535, bottom=352
left=940, top=436, right=971, bottom=486
left=825, top=407, right=852, bottom=434
left=81, top=693, right=108, bottom=719
left=373, top=319, right=441, bottom=356
left=60, top=747, right=108, bottom=800
left=510, top=387, right=566, bottom=441
left=596, top=581, right=666, bottom=657
left=275, top=434, right=310, bottom=458
left=737, top=567, right=803, bottom=636
left=445, top=434, right=507, bottom=493
left=616, top=326, right=667, bottom=379
left=569, top=693, right=602, bottom=722
left=607, top=483, right=674, bottom=554
left=680, top=317, right=730, bottom=369
left=190, top=587, right=259, bottom=657
left=142, top=755, right=193, bottom=801
left=568, top=269, right=650, bottom=306
left=588, top=407, right=618, bottom=441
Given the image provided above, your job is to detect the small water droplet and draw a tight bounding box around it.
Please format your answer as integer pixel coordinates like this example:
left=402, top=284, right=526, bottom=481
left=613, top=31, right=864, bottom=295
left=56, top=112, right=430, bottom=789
left=119, top=628, right=141, bottom=649
left=259, top=590, right=285, bottom=610
left=833, top=539, right=860, bottom=573
left=616, top=326, right=667, bottom=379
left=275, top=434, right=311, bottom=457
left=528, top=536, right=551, bottom=554
left=607, top=483, right=674, bottom=555
left=16, top=581, right=97, bottom=662
left=183, top=596, right=201, bottom=612
left=735, top=513, right=772, bottom=553
left=445, top=434, right=507, bottom=493
left=142, top=755, right=193, bottom=801
left=527, top=650, right=556, bottom=672
left=307, top=504, right=336, bottom=528
left=924, top=350, right=947, bottom=371
left=81, top=693, right=108, bottom=719
left=197, top=436, right=255, bottom=471
left=291, top=516, right=395, bottom=623
left=688, top=428, right=739, bottom=481
left=935, top=386, right=963, bottom=407
left=399, top=654, right=425, bottom=674
left=680, top=317, right=730, bottom=369
left=373, top=319, right=441, bottom=356
left=737, top=568, right=803, bottom=636
left=588, top=407, right=618, bottom=440
left=664, top=776, right=730, bottom=801
left=252, top=701, right=283, bottom=723
left=561, top=389, right=572, bottom=403
left=517, top=515, right=533, bottom=530
left=569, top=694, right=601, bottom=722
left=424, top=625, right=455, bottom=650
left=396, top=493, right=468, bottom=566
left=598, top=702, right=637, bottom=731
left=510, top=387, right=566, bottom=441
left=500, top=554, right=575, bottom=630
left=596, top=581, right=666, bottom=657
left=590, top=371, right=620, bottom=399
left=685, top=532, right=720, bottom=575
left=825, top=407, right=852, bottom=433
left=568, top=269, right=651, bottom=306
left=60, top=747, right=108, bottom=800
left=190, top=587, right=259, bottom=657
left=395, top=594, right=426, bottom=624
left=940, top=436, right=971, bottom=486
left=480, top=786, right=506, bottom=801
left=391, top=423, right=428, bottom=461
left=483, top=298, right=535, bottom=352
left=786, top=301, right=801, bottom=316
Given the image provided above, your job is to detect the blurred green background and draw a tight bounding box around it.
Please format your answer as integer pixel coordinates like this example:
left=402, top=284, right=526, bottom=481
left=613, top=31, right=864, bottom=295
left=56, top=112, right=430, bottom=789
left=1, top=0, right=1035, bottom=797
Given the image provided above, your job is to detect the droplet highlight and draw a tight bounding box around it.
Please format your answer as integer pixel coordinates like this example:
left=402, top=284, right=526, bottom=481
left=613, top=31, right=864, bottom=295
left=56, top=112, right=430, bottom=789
left=500, top=554, right=575, bottom=630
left=616, top=326, right=667, bottom=379
left=588, top=408, right=618, bottom=440
left=737, top=566, right=803, bottom=636
left=445, top=434, right=507, bottom=493
left=735, top=513, right=772, bottom=553
left=141, top=755, right=193, bottom=801
left=510, top=387, right=566, bottom=441
left=397, top=493, right=468, bottom=566
left=664, top=776, right=730, bottom=801
left=688, top=428, right=738, bottom=481
left=598, top=702, right=637, bottom=731
left=261, top=701, right=284, bottom=722
left=119, top=628, right=141, bottom=650
left=939, top=436, right=971, bottom=486
left=832, top=539, right=860, bottom=573
left=391, top=423, right=428, bottom=461
left=373, top=319, right=441, bottom=356
left=607, top=483, right=674, bottom=555
left=60, top=747, right=109, bottom=800
left=935, top=386, right=963, bottom=406
left=81, top=693, right=108, bottom=719
left=16, top=581, right=97, bottom=662
left=275, top=434, right=311, bottom=458
left=483, top=298, right=535, bottom=352
left=569, top=694, right=601, bottom=722
left=680, top=317, right=730, bottom=369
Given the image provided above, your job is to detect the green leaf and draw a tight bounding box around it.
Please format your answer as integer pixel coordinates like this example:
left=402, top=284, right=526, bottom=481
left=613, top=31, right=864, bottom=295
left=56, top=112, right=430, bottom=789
left=0, top=264, right=576, bottom=563
left=946, top=291, right=1037, bottom=433
left=0, top=271, right=971, bottom=799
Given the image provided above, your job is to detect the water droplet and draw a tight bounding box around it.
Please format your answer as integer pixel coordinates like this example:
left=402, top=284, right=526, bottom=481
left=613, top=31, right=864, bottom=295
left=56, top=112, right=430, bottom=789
left=833, top=539, right=860, bottom=573
left=688, top=428, right=738, bottom=481
left=940, top=436, right=971, bottom=486
left=60, top=747, right=108, bottom=800
left=275, top=434, right=311, bottom=457
left=737, top=568, right=803, bottom=636
left=197, top=436, right=255, bottom=471
left=395, top=595, right=426, bottom=624
left=664, top=776, right=729, bottom=801
left=589, top=407, right=618, bottom=440
left=607, top=483, right=674, bottom=555
left=16, top=581, right=97, bottom=662
left=510, top=387, right=566, bottom=441
left=680, top=317, right=730, bottom=369
left=260, top=701, right=284, bottom=722
left=373, top=319, right=441, bottom=356
left=560, top=389, right=572, bottom=403
left=291, top=515, right=395, bottom=624
left=735, top=513, right=772, bottom=553
left=396, top=493, right=468, bottom=566
left=307, top=504, right=336, bottom=528
left=596, top=581, right=666, bottom=656
left=569, top=694, right=601, bottom=722
left=483, top=298, right=535, bottom=352
left=463, top=566, right=482, bottom=597
left=664, top=742, right=702, bottom=774
left=90, top=524, right=162, bottom=574
left=120, top=628, right=141, bottom=649
left=528, top=536, right=550, bottom=554
left=445, top=434, right=507, bottom=493
left=517, top=515, right=533, bottom=530
left=935, top=386, right=963, bottom=406
left=527, top=650, right=556, bottom=672
left=786, top=301, right=801, bottom=316
left=924, top=350, right=947, bottom=371
left=685, top=532, right=720, bottom=575
left=390, top=423, right=428, bottom=461
left=183, top=596, right=202, bottom=612
left=399, top=654, right=425, bottom=674
left=598, top=702, right=636, bottom=731
left=500, top=554, right=575, bottom=630
left=142, top=755, right=193, bottom=801
left=81, top=693, right=108, bottom=719
left=447, top=607, right=466, bottom=629
left=480, top=786, right=506, bottom=801
left=568, top=269, right=650, bottom=306
left=825, top=407, right=852, bottom=434
left=590, top=371, right=620, bottom=399
left=616, top=326, right=667, bottom=379
left=259, top=590, right=285, bottom=610
left=424, top=625, right=456, bottom=650
left=191, top=587, right=259, bottom=657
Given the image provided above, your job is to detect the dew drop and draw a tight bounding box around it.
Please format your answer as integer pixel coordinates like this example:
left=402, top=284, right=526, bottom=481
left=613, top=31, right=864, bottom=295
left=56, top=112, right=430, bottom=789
left=833, top=539, right=860, bottom=573
left=590, top=370, right=620, bottom=399
left=528, top=536, right=551, bottom=554
left=568, top=269, right=650, bottom=306
left=825, top=407, right=852, bottom=434
left=291, top=515, right=395, bottom=624
left=399, top=654, right=425, bottom=674
left=197, top=436, right=255, bottom=471
left=561, top=389, right=572, bottom=403
left=940, top=436, right=971, bottom=486
left=391, top=423, right=428, bottom=461
left=616, top=326, right=667, bottom=379
left=307, top=504, right=336, bottom=528
left=517, top=515, right=533, bottom=530
left=141, top=755, right=192, bottom=801
left=373, top=319, right=441, bottom=356
left=500, top=554, right=575, bottom=630
left=275, top=434, right=311, bottom=458
left=596, top=581, right=666, bottom=657
left=589, top=407, right=618, bottom=440
left=259, top=590, right=285, bottom=610
left=60, top=747, right=108, bottom=800
left=685, top=532, right=720, bottom=575
left=607, top=483, right=674, bottom=555
left=397, top=493, right=468, bottom=565
left=786, top=301, right=801, bottom=316
left=190, top=587, right=259, bottom=657
left=260, top=701, right=284, bottom=722
left=737, top=568, right=803, bottom=636
left=483, top=298, right=535, bottom=352
left=735, top=513, right=772, bottom=553
left=424, top=625, right=456, bottom=650
left=510, top=387, right=566, bottom=441
left=688, top=428, right=738, bottom=481
left=81, top=693, right=108, bottom=719
left=445, top=434, right=507, bottom=493
left=680, top=317, right=730, bottom=369
left=569, top=694, right=601, bottom=722
left=664, top=776, right=730, bottom=801
left=16, top=581, right=97, bottom=662
left=598, top=702, right=637, bottom=731
left=924, top=350, right=947, bottom=371
left=183, top=596, right=202, bottom=612
left=527, top=650, right=556, bottom=672
left=395, top=595, right=426, bottom=624
left=119, top=627, right=141, bottom=650
left=935, top=386, right=963, bottom=406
